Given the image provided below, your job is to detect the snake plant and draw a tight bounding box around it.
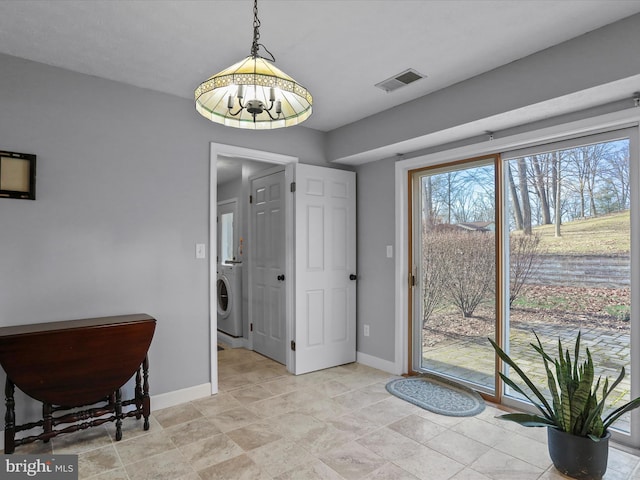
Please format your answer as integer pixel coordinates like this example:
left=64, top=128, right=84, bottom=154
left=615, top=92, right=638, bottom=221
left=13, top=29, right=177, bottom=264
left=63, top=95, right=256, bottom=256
left=489, top=331, right=640, bottom=441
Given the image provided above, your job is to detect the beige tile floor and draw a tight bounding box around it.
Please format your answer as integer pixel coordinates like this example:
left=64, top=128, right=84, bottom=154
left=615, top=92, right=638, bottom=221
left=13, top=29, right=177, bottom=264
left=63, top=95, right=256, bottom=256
left=18, top=348, right=640, bottom=479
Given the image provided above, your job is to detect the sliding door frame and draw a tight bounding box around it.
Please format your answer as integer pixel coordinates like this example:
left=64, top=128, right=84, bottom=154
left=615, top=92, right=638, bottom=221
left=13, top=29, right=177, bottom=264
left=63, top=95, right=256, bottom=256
left=407, top=155, right=504, bottom=403
left=394, top=107, right=640, bottom=447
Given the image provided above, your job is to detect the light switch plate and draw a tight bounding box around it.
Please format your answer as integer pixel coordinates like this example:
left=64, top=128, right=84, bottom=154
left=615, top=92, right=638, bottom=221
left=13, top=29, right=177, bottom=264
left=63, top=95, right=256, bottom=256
left=195, top=243, right=206, bottom=259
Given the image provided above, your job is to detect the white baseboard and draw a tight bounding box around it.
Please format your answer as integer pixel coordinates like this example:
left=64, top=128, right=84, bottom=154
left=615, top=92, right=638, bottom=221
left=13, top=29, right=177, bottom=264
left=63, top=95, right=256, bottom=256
left=217, top=331, right=247, bottom=349
left=150, top=382, right=212, bottom=411
left=357, top=351, right=402, bottom=375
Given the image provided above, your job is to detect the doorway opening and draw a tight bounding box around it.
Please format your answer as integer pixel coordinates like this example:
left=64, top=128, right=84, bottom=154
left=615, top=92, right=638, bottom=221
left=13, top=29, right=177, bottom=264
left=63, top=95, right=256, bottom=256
left=209, top=143, right=297, bottom=395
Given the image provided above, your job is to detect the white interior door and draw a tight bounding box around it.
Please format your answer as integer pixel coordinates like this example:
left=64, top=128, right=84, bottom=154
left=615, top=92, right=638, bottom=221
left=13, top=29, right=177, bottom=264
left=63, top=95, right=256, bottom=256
left=250, top=168, right=287, bottom=364
left=294, top=164, right=356, bottom=374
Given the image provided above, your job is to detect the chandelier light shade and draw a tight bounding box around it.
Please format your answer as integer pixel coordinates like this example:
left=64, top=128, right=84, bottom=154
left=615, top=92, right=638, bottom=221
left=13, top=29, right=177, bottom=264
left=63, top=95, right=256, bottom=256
left=194, top=0, right=312, bottom=130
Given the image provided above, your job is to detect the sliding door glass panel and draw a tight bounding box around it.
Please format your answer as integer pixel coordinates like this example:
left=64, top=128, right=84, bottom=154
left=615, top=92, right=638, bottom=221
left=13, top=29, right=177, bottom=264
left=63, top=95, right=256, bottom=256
left=505, top=135, right=631, bottom=433
left=415, top=158, right=497, bottom=394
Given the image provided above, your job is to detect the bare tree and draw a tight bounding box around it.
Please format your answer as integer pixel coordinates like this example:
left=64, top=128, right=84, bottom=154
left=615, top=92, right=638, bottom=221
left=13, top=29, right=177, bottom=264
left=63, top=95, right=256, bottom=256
left=553, top=151, right=562, bottom=237
left=601, top=144, right=630, bottom=211
left=508, top=164, right=523, bottom=231
left=421, top=226, right=449, bottom=324
left=509, top=233, right=543, bottom=306
left=440, top=230, right=495, bottom=318
left=422, top=176, right=434, bottom=231
left=517, top=158, right=532, bottom=234
left=530, top=154, right=552, bottom=225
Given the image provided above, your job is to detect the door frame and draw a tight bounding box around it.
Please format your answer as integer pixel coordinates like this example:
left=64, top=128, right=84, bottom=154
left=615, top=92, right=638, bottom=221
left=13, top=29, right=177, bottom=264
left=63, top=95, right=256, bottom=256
left=395, top=108, right=640, bottom=374
left=394, top=108, right=640, bottom=447
left=209, top=143, right=297, bottom=395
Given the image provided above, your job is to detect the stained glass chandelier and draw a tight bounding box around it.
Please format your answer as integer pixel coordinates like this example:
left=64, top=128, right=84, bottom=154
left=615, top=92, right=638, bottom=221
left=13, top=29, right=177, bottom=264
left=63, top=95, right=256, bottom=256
left=194, top=0, right=312, bottom=130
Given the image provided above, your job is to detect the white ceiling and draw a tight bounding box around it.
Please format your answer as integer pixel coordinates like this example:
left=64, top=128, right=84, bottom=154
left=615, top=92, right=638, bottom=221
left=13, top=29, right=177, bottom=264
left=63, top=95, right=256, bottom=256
left=0, top=0, right=639, bottom=133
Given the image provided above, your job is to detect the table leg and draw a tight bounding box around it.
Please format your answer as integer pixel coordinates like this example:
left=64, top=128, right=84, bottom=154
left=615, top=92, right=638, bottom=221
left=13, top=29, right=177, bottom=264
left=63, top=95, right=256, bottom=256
left=135, top=367, right=142, bottom=420
left=142, top=355, right=150, bottom=430
left=115, top=389, right=123, bottom=441
left=4, top=378, right=15, bottom=454
left=43, top=402, right=52, bottom=442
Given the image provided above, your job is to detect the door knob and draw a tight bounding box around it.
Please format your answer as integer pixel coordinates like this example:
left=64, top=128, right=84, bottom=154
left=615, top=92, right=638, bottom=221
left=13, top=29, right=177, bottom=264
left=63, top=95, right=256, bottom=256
left=277, top=274, right=285, bottom=281
left=349, top=274, right=357, bottom=281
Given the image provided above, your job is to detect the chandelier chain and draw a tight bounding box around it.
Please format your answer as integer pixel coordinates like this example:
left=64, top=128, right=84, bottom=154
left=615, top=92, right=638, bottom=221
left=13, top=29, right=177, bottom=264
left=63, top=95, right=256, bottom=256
left=251, top=0, right=260, bottom=57
left=250, top=0, right=276, bottom=62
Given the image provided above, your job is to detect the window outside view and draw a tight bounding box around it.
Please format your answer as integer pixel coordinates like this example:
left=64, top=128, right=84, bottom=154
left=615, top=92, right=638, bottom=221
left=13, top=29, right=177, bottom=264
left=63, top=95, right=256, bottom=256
left=418, top=159, right=497, bottom=394
left=506, top=137, right=631, bottom=432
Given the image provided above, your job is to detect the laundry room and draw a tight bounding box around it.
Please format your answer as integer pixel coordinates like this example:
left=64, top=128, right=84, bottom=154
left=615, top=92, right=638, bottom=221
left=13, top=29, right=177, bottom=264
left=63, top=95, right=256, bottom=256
left=216, top=156, right=275, bottom=351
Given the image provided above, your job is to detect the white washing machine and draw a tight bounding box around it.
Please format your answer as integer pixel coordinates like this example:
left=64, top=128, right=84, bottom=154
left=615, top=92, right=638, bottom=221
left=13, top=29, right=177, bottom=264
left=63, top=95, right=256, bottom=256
left=217, top=264, right=242, bottom=337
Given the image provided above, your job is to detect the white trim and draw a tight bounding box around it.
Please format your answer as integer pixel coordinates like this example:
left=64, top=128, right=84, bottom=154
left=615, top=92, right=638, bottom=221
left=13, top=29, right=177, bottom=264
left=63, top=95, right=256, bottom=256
left=356, top=351, right=400, bottom=375
left=209, top=143, right=298, bottom=394
left=394, top=107, right=640, bottom=375
left=150, top=383, right=212, bottom=411
left=217, top=330, right=248, bottom=349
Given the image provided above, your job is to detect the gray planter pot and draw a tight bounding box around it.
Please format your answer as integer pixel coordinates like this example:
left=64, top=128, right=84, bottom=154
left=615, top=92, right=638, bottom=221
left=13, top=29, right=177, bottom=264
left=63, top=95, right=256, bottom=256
left=547, top=427, right=610, bottom=480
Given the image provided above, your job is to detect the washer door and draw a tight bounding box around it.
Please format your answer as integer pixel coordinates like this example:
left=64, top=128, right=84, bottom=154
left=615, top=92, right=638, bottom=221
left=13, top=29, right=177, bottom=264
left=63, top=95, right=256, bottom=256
left=217, top=275, right=232, bottom=318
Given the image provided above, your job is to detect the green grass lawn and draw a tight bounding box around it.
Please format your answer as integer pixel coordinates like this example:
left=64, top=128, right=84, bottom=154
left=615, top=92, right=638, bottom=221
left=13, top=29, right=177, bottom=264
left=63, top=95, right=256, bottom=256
left=526, top=210, right=630, bottom=255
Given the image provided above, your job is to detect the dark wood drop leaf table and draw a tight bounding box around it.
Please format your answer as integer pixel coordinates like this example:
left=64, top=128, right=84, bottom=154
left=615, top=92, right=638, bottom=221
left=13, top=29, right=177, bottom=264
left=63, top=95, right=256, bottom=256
left=0, top=314, right=156, bottom=453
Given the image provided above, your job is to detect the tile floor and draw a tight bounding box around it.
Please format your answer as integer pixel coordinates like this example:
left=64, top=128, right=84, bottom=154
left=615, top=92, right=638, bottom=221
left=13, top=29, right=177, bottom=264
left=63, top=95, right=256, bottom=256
left=17, top=348, right=640, bottom=479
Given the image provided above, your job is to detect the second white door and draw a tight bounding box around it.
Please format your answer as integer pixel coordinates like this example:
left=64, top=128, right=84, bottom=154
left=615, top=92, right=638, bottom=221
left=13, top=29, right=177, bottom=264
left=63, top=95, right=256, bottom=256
left=250, top=168, right=287, bottom=364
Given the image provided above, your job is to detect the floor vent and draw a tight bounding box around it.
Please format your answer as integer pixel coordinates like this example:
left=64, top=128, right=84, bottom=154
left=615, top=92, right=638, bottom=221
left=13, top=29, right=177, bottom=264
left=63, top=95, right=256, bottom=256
left=375, top=69, right=426, bottom=93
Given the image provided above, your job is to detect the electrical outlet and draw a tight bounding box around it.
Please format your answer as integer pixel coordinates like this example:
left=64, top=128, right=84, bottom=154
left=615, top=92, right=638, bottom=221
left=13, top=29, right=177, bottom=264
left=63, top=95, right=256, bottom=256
left=364, top=324, right=370, bottom=337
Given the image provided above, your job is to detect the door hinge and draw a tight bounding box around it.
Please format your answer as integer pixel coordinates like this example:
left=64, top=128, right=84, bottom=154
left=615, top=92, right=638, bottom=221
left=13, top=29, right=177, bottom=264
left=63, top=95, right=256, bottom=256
left=250, top=323, right=253, bottom=332
left=290, top=181, right=296, bottom=193
left=249, top=195, right=253, bottom=204
left=290, top=340, right=296, bottom=351
left=410, top=274, right=416, bottom=287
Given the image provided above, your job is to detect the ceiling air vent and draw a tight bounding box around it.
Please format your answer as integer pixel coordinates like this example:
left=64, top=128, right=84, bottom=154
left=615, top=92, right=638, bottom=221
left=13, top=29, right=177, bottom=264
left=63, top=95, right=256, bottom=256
left=375, top=69, right=426, bottom=93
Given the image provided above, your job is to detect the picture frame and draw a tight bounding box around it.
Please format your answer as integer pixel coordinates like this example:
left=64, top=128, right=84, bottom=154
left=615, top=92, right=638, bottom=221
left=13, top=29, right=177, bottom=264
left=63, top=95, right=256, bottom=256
left=0, top=150, right=36, bottom=200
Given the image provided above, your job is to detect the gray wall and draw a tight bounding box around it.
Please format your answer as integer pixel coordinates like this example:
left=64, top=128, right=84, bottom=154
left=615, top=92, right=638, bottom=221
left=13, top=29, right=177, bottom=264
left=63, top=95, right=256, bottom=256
left=355, top=157, right=396, bottom=362
left=0, top=53, right=326, bottom=407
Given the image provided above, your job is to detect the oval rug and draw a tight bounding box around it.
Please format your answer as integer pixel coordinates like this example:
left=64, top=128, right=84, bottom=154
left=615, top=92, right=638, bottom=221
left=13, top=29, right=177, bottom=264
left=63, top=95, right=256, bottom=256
left=386, top=375, right=485, bottom=417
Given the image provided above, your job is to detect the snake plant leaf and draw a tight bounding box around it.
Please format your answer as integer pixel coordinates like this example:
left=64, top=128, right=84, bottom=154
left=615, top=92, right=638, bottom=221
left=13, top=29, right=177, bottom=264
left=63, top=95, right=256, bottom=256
left=533, top=333, right=561, bottom=426
left=489, top=330, right=640, bottom=438
left=602, top=367, right=626, bottom=401
left=569, top=350, right=594, bottom=433
left=573, top=331, right=581, bottom=380
left=587, top=433, right=609, bottom=442
left=603, top=397, right=640, bottom=431
left=586, top=369, right=626, bottom=435
left=489, top=338, right=555, bottom=421
left=582, top=377, right=606, bottom=437
left=498, top=372, right=555, bottom=422
left=560, top=382, right=571, bottom=432
left=497, top=413, right=556, bottom=428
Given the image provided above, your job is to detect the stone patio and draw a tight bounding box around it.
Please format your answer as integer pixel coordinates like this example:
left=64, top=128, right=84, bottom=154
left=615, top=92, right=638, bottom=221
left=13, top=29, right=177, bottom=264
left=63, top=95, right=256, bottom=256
left=422, top=321, right=632, bottom=432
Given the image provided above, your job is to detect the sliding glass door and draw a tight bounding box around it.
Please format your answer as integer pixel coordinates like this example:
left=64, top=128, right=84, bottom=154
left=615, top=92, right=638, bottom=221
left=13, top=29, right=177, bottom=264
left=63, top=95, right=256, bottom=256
left=411, top=127, right=638, bottom=443
left=411, top=156, right=500, bottom=397
left=503, top=130, right=633, bottom=434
